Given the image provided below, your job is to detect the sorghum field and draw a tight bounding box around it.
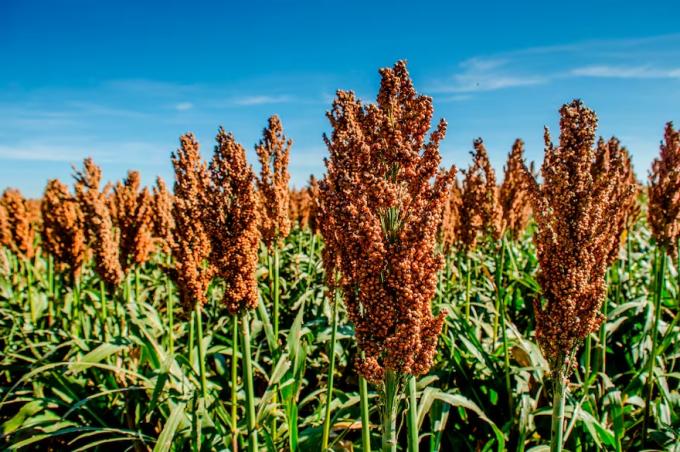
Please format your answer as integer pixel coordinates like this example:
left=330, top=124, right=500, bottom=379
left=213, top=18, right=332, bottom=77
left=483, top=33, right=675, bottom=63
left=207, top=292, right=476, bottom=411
left=1, top=61, right=679, bottom=452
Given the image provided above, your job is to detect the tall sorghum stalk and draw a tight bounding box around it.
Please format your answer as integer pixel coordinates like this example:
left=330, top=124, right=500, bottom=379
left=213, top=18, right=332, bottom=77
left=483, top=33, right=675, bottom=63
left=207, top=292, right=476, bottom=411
left=360, top=374, right=372, bottom=452
left=522, top=100, right=633, bottom=452
left=171, top=134, right=214, bottom=447
left=644, top=122, right=680, bottom=445
left=255, top=116, right=291, bottom=443
left=321, top=289, right=339, bottom=450
left=256, top=115, right=291, bottom=341
left=642, top=246, right=667, bottom=443
left=241, top=312, right=258, bottom=452
left=205, top=129, right=261, bottom=451
left=407, top=376, right=418, bottom=452
left=381, top=371, right=401, bottom=452
left=458, top=140, right=501, bottom=321
left=230, top=314, right=239, bottom=450
left=320, top=61, right=453, bottom=450
left=2, top=188, right=37, bottom=323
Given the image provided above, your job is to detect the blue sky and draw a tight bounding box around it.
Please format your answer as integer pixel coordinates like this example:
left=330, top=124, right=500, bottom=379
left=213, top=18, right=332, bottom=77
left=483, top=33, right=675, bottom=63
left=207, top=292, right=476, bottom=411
left=2, top=0, right=680, bottom=197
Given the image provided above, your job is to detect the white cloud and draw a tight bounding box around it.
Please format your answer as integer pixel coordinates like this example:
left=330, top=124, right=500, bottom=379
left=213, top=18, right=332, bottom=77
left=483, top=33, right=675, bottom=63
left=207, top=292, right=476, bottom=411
left=175, top=102, right=194, bottom=111
left=233, top=95, right=294, bottom=106
left=0, top=144, right=86, bottom=162
left=429, top=57, right=547, bottom=93
left=570, top=65, right=680, bottom=79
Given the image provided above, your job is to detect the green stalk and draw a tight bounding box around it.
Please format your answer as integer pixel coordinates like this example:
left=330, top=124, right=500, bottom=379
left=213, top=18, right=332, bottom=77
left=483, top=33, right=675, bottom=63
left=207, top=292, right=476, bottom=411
left=231, top=313, right=239, bottom=451
left=72, top=275, right=81, bottom=336
left=492, top=238, right=506, bottom=345
left=26, top=260, right=36, bottom=324
left=321, top=291, right=339, bottom=450
left=501, top=294, right=513, bottom=417
left=407, top=376, right=418, bottom=452
left=273, top=244, right=280, bottom=340
left=241, top=312, right=258, bottom=452
left=465, top=255, right=472, bottom=321
left=381, top=371, right=399, bottom=452
left=360, top=375, right=371, bottom=452
left=189, top=310, right=195, bottom=370
left=642, top=245, right=666, bottom=445
left=271, top=243, right=281, bottom=444
left=47, top=255, right=54, bottom=326
left=195, top=303, right=208, bottom=401
left=583, top=334, right=592, bottom=396
left=100, top=280, right=108, bottom=340
left=597, top=272, right=611, bottom=375
left=550, top=367, right=567, bottom=452
left=135, top=266, right=141, bottom=303
left=166, top=276, right=174, bottom=357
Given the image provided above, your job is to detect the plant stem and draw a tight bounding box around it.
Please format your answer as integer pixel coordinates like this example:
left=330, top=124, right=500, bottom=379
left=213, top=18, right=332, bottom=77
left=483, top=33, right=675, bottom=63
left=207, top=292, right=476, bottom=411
left=273, top=245, right=280, bottom=341
left=195, top=303, right=208, bottom=401
left=189, top=310, right=195, bottom=371
left=382, top=371, right=399, bottom=452
left=26, top=260, right=36, bottom=324
left=501, top=294, right=513, bottom=417
left=322, top=291, right=339, bottom=450
left=550, top=368, right=567, bottom=452
left=47, top=255, right=54, bottom=326
left=642, top=245, right=666, bottom=445
left=166, top=276, right=174, bottom=357
left=493, top=237, right=507, bottom=345
left=465, top=255, right=472, bottom=321
left=100, top=280, right=108, bottom=340
left=583, top=334, right=592, bottom=396
left=135, top=266, right=141, bottom=303
left=360, top=375, right=371, bottom=452
left=407, top=376, right=418, bottom=452
left=241, top=312, right=258, bottom=452
left=231, top=313, right=239, bottom=451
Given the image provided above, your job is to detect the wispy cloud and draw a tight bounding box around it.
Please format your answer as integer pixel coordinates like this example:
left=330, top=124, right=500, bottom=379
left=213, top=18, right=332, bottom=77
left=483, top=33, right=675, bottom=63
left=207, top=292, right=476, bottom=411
left=570, top=65, right=680, bottom=79
left=0, top=144, right=88, bottom=162
left=174, top=102, right=194, bottom=111
left=429, top=33, right=680, bottom=93
left=232, top=95, right=295, bottom=106
left=429, top=57, right=547, bottom=93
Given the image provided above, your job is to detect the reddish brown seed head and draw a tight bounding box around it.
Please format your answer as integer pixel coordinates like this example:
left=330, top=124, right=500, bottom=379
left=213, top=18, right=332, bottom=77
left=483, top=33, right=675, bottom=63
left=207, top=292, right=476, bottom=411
left=41, top=179, right=87, bottom=278
left=112, top=170, right=155, bottom=272
left=522, top=100, right=631, bottom=372
left=499, top=139, right=533, bottom=240
left=151, top=176, right=175, bottom=253
left=458, top=138, right=502, bottom=251
left=320, top=60, right=454, bottom=383
left=648, top=122, right=680, bottom=257
left=256, top=115, right=292, bottom=247
left=73, top=158, right=123, bottom=286
left=1, top=188, right=36, bottom=259
left=206, top=128, right=260, bottom=314
left=171, top=133, right=214, bottom=310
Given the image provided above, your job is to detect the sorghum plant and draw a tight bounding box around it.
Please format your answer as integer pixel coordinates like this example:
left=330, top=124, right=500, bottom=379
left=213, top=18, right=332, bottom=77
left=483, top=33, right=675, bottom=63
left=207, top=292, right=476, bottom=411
left=1, top=188, right=36, bottom=260
left=73, top=159, right=123, bottom=288
left=458, top=139, right=502, bottom=321
left=151, top=176, right=174, bottom=253
left=522, top=100, right=632, bottom=452
left=439, top=176, right=462, bottom=252
left=499, top=139, right=532, bottom=240
left=206, top=128, right=261, bottom=452
left=41, top=179, right=87, bottom=280
left=643, top=122, right=680, bottom=443
left=111, top=171, right=154, bottom=276
left=320, top=60, right=454, bottom=452
left=170, top=134, right=214, bottom=311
